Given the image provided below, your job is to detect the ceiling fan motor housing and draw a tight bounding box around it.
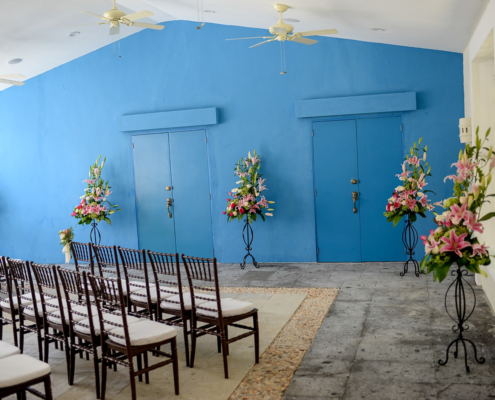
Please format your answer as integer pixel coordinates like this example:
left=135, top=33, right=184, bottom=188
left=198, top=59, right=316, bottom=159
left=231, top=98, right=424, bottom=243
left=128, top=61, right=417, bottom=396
left=104, top=9, right=126, bottom=21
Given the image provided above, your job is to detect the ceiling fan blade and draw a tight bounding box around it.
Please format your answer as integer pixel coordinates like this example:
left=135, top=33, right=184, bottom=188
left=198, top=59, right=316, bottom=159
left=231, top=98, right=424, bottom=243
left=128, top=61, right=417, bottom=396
left=226, top=36, right=274, bottom=41
left=109, top=25, right=120, bottom=35
left=249, top=38, right=277, bottom=49
left=289, top=37, right=318, bottom=45
left=0, top=74, right=25, bottom=79
left=79, top=11, right=110, bottom=21
left=0, top=79, right=24, bottom=86
left=128, top=22, right=164, bottom=30
left=124, top=10, right=153, bottom=21
left=297, top=29, right=338, bottom=37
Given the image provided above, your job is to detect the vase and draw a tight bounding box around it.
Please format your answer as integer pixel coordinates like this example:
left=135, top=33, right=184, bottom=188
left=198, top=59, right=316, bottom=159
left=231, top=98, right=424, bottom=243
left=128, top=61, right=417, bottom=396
left=240, top=218, right=258, bottom=269
left=400, top=217, right=422, bottom=277
left=439, top=266, right=485, bottom=372
left=90, top=220, right=101, bottom=245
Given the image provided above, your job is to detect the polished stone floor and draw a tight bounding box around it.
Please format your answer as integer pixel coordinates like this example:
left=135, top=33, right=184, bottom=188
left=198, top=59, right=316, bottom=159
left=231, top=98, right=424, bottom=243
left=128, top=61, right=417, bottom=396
left=216, top=262, right=495, bottom=400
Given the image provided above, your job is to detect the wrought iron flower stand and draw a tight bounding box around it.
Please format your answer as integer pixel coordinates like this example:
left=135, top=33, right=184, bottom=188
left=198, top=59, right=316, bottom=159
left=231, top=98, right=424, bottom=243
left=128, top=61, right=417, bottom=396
left=400, top=217, right=422, bottom=277
left=439, top=266, right=485, bottom=373
left=90, top=220, right=101, bottom=245
left=240, top=218, right=258, bottom=269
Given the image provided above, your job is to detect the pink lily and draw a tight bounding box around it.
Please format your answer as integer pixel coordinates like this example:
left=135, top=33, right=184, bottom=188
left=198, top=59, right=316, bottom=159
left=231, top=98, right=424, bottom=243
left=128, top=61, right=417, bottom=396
left=425, top=238, right=442, bottom=254
left=472, top=243, right=489, bottom=257
left=237, top=172, right=248, bottom=178
left=244, top=159, right=250, bottom=167
left=408, top=156, right=420, bottom=167
left=440, top=230, right=471, bottom=257
left=258, top=178, right=267, bottom=192
left=396, top=164, right=411, bottom=181
left=406, top=197, right=417, bottom=211
left=420, top=235, right=428, bottom=245
left=490, top=157, right=495, bottom=170
left=463, top=211, right=484, bottom=234
left=472, top=184, right=479, bottom=198
left=258, top=196, right=268, bottom=207
left=420, top=195, right=428, bottom=206
left=449, top=203, right=467, bottom=225
left=251, top=156, right=259, bottom=165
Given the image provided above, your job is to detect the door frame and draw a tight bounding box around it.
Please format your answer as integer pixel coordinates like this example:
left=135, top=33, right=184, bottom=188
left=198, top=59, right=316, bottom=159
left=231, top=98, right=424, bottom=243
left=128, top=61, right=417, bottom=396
left=129, top=126, right=215, bottom=255
left=311, top=113, right=405, bottom=262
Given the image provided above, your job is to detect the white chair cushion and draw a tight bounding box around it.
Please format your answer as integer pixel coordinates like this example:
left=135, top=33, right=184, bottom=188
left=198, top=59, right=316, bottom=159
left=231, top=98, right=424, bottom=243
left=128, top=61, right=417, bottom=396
left=109, top=319, right=177, bottom=346
left=197, top=298, right=255, bottom=318
left=48, top=305, right=98, bottom=326
left=23, top=298, right=61, bottom=318
left=0, top=292, right=41, bottom=310
left=128, top=284, right=158, bottom=304
left=75, top=313, right=142, bottom=336
left=160, top=292, right=217, bottom=311
left=0, top=340, right=20, bottom=359
left=0, top=354, right=51, bottom=388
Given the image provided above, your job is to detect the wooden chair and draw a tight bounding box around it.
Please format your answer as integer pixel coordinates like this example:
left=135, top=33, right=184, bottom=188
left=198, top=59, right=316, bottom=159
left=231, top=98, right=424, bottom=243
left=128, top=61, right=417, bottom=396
left=148, top=251, right=191, bottom=366
left=182, top=255, right=259, bottom=379
left=57, top=267, right=104, bottom=399
left=0, top=354, right=52, bottom=400
left=87, top=273, right=179, bottom=400
left=0, top=257, right=19, bottom=347
left=118, top=247, right=156, bottom=320
left=7, top=259, right=44, bottom=360
left=0, top=340, right=20, bottom=359
left=30, top=264, right=71, bottom=381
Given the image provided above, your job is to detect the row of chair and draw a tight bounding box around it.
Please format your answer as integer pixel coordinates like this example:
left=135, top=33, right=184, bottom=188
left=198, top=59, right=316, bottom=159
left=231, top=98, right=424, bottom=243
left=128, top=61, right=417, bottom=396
left=0, top=243, right=260, bottom=400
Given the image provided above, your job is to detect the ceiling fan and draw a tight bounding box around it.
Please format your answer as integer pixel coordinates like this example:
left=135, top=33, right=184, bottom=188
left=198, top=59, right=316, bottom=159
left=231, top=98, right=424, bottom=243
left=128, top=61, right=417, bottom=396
left=0, top=74, right=25, bottom=87
left=79, top=0, right=164, bottom=36
left=227, top=4, right=338, bottom=48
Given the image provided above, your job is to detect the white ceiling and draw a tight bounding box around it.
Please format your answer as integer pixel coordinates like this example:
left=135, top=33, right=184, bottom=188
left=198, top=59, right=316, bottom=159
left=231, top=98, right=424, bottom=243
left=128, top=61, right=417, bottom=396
left=0, top=0, right=490, bottom=91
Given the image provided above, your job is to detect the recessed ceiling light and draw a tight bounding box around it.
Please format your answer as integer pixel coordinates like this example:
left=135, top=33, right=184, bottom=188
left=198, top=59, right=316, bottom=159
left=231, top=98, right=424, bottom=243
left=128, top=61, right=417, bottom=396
left=204, top=10, right=215, bottom=13
left=69, top=31, right=80, bottom=37
left=7, top=58, right=22, bottom=65
left=285, top=18, right=299, bottom=23
left=371, top=28, right=386, bottom=32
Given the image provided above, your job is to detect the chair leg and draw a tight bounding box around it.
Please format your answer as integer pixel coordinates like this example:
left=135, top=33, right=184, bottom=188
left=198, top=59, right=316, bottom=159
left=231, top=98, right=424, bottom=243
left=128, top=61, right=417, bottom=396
left=101, top=353, right=108, bottom=400
left=136, top=354, right=143, bottom=382
left=129, top=364, right=137, bottom=400
left=221, top=334, right=229, bottom=379
left=36, top=329, right=43, bottom=361
left=183, top=320, right=190, bottom=367
left=69, top=345, right=76, bottom=386
left=216, top=329, right=221, bottom=354
left=254, top=313, right=259, bottom=363
left=19, top=324, right=25, bottom=354
left=93, top=348, right=101, bottom=399
left=44, top=375, right=53, bottom=400
left=54, top=330, right=59, bottom=350
left=43, top=330, right=50, bottom=364
left=190, top=321, right=197, bottom=369
left=12, top=318, right=19, bottom=348
left=224, top=326, right=229, bottom=356
left=143, top=351, right=149, bottom=384
left=172, top=338, right=179, bottom=395
left=0, top=310, right=3, bottom=341
left=78, top=338, right=83, bottom=359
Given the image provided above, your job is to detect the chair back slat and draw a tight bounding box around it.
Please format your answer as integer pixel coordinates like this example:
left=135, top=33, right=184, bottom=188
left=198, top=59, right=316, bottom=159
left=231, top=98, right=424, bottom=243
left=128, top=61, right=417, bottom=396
left=30, top=264, right=67, bottom=330
left=147, top=251, right=185, bottom=312
left=8, top=259, right=41, bottom=320
left=70, top=242, right=95, bottom=274
left=181, top=255, right=221, bottom=316
left=92, top=244, right=122, bottom=279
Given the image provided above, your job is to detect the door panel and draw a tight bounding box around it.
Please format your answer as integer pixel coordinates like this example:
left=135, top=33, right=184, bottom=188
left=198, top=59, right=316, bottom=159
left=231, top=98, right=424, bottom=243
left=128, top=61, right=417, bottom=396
left=357, top=117, right=404, bottom=261
left=169, top=130, right=213, bottom=258
left=314, top=120, right=362, bottom=262
left=132, top=134, right=176, bottom=253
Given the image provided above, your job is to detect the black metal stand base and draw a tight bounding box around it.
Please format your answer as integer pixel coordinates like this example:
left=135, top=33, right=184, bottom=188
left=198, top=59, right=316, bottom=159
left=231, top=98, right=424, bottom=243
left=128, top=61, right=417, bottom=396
left=439, top=267, right=485, bottom=373
left=90, top=221, right=101, bottom=245
left=400, top=218, right=423, bottom=277
left=240, top=218, right=258, bottom=269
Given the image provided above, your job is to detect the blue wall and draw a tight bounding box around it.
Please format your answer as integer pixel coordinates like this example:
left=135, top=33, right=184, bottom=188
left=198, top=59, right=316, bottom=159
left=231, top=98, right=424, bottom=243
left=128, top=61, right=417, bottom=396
left=0, top=21, right=464, bottom=263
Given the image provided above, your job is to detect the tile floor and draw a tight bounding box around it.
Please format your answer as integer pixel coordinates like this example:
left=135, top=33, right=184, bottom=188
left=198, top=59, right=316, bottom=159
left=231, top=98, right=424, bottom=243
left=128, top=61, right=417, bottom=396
left=217, top=262, right=495, bottom=400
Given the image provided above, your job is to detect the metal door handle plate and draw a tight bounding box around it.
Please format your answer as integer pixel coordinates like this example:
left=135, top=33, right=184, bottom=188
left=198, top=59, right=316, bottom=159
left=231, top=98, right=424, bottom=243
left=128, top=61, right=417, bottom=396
left=167, top=198, right=172, bottom=218
left=352, top=191, right=358, bottom=213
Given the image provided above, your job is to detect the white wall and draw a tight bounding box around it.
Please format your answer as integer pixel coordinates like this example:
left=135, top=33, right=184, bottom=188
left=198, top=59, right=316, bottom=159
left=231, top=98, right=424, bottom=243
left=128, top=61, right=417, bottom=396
left=464, top=0, right=495, bottom=311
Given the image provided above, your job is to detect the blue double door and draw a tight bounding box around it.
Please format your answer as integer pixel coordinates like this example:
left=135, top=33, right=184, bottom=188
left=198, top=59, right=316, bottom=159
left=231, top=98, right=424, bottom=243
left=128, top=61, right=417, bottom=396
left=313, top=117, right=404, bottom=262
left=132, top=130, right=213, bottom=258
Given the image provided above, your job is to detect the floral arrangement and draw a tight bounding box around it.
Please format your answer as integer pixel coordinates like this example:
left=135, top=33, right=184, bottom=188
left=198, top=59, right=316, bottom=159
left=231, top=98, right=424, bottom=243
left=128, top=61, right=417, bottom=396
left=420, top=128, right=494, bottom=282
left=384, top=138, right=435, bottom=226
left=71, top=156, right=121, bottom=225
left=224, top=150, right=275, bottom=223
left=59, top=227, right=74, bottom=264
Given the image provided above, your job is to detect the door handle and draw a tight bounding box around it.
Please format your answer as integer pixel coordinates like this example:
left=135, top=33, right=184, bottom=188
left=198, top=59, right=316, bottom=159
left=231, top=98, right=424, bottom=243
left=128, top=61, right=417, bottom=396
left=352, top=192, right=358, bottom=213
left=167, top=198, right=172, bottom=218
